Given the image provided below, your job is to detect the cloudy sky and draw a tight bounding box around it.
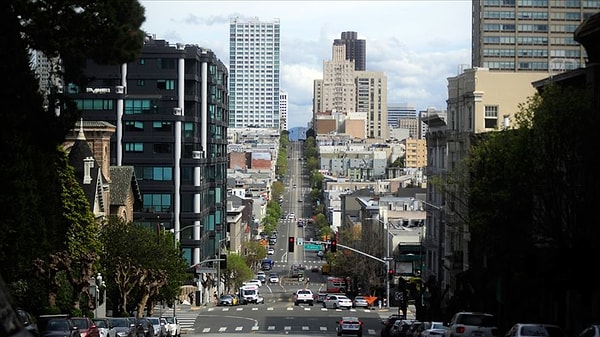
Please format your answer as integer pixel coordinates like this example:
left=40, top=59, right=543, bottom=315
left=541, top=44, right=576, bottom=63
left=139, top=0, right=472, bottom=128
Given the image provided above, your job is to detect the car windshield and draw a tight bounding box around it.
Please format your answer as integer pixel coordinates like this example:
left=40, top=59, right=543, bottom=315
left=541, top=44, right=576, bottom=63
left=110, top=318, right=129, bottom=327
left=94, top=320, right=108, bottom=328
left=457, top=314, right=496, bottom=327
left=164, top=317, right=174, bottom=324
left=46, top=319, right=70, bottom=331
left=71, top=318, right=89, bottom=328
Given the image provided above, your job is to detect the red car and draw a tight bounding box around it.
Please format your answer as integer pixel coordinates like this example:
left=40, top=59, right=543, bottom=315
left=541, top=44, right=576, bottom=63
left=71, top=317, right=100, bottom=337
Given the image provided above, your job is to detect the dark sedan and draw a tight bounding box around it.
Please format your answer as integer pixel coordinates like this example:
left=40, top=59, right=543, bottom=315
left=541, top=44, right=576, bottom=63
left=108, top=317, right=143, bottom=337
left=38, top=315, right=81, bottom=337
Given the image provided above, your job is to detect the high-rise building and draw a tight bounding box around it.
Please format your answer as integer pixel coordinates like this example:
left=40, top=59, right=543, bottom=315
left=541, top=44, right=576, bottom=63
left=229, top=17, right=281, bottom=129
left=67, top=36, right=229, bottom=266
left=313, top=35, right=387, bottom=139
left=279, top=90, right=288, bottom=131
left=472, top=1, right=600, bottom=72
left=321, top=44, right=357, bottom=114
left=333, top=31, right=366, bottom=71
left=355, top=70, right=388, bottom=139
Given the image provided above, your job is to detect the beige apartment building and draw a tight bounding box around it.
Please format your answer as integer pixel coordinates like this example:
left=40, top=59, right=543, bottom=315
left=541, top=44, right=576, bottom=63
left=423, top=67, right=548, bottom=295
left=402, top=137, right=427, bottom=169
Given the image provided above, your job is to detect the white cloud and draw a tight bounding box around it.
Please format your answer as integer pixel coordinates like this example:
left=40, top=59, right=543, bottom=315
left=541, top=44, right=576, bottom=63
left=139, top=0, right=472, bottom=128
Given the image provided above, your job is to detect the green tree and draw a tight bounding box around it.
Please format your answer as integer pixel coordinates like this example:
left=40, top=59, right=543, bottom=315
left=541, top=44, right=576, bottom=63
left=99, top=217, right=187, bottom=317
left=220, top=253, right=254, bottom=293
left=1, top=0, right=145, bottom=313
left=242, top=241, right=267, bottom=272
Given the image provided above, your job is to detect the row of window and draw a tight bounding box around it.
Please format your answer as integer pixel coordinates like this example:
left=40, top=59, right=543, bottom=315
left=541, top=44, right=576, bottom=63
left=483, top=60, right=580, bottom=70
left=483, top=48, right=581, bottom=57
left=484, top=0, right=600, bottom=7
left=142, top=187, right=224, bottom=212
left=484, top=36, right=578, bottom=45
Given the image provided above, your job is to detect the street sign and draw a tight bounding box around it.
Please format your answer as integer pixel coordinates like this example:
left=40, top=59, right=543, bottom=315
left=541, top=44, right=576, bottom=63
left=195, top=267, right=217, bottom=274
left=303, top=243, right=322, bottom=251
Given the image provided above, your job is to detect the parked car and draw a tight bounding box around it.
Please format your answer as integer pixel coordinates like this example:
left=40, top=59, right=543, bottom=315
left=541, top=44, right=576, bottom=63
left=17, top=308, right=39, bottom=337
left=144, top=317, right=166, bottom=337
left=337, top=316, right=363, bottom=337
left=444, top=312, right=498, bottom=337
left=420, top=322, right=446, bottom=337
left=217, top=294, right=238, bottom=306
left=323, top=294, right=353, bottom=309
left=352, top=296, right=369, bottom=308
left=316, top=291, right=328, bottom=303
left=381, top=315, right=408, bottom=337
left=71, top=317, right=100, bottom=337
left=38, top=315, right=81, bottom=337
left=134, top=318, right=154, bottom=337
left=108, top=317, right=142, bottom=337
left=389, top=320, right=414, bottom=337
left=505, top=323, right=566, bottom=337
left=161, top=317, right=180, bottom=337
left=92, top=318, right=116, bottom=337
left=578, top=325, right=600, bottom=337
left=405, top=321, right=423, bottom=337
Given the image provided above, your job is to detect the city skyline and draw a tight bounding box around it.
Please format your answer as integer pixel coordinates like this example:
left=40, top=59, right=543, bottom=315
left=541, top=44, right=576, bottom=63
left=139, top=0, right=472, bottom=129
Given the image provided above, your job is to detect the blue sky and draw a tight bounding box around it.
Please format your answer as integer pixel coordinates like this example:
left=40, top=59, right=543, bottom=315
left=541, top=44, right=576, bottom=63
left=140, top=0, right=472, bottom=129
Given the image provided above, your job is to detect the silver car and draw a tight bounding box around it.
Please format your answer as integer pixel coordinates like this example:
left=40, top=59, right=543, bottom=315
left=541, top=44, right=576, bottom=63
left=352, top=296, right=369, bottom=308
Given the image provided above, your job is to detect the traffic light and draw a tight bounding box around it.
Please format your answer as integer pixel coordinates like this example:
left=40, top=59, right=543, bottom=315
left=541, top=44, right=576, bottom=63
left=330, top=240, right=337, bottom=253
left=219, top=254, right=227, bottom=269
left=388, top=268, right=394, bottom=280
left=288, top=237, right=295, bottom=252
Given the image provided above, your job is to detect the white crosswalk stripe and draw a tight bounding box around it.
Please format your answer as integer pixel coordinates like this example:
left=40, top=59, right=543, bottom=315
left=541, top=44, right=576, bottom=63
left=196, top=326, right=378, bottom=334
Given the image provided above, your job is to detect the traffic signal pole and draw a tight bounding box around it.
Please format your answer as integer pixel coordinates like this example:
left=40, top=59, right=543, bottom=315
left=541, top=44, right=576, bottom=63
left=332, top=242, right=392, bottom=309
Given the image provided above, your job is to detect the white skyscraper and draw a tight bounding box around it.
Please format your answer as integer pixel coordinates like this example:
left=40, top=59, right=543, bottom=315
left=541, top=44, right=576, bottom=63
left=229, top=17, right=281, bottom=129
left=279, top=90, right=288, bottom=131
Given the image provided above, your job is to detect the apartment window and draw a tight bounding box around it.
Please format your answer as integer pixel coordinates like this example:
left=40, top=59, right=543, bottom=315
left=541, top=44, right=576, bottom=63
left=143, top=193, right=171, bottom=212
left=125, top=99, right=157, bottom=114
left=136, top=166, right=173, bottom=181
left=157, top=58, right=176, bottom=69
left=484, top=105, right=499, bottom=129
left=157, top=80, right=175, bottom=90
left=183, top=122, right=194, bottom=138
left=125, top=121, right=144, bottom=131
left=153, top=121, right=172, bottom=131
left=75, top=99, right=113, bottom=111
left=125, top=143, right=143, bottom=152
left=153, top=143, right=172, bottom=154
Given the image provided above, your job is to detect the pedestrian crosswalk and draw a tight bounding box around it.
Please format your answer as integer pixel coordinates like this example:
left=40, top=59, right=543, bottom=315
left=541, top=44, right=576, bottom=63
left=196, top=325, right=378, bottom=334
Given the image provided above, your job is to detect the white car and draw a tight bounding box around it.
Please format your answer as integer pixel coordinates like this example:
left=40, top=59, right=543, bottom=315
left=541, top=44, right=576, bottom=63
left=268, top=272, right=280, bottom=284
left=244, top=279, right=262, bottom=287
left=288, top=212, right=295, bottom=219
left=162, top=316, right=181, bottom=337
left=267, top=247, right=275, bottom=255
left=323, top=294, right=353, bottom=309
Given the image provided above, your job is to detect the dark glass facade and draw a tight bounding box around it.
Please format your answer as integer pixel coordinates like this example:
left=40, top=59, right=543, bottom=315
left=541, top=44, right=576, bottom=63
left=68, top=37, right=229, bottom=265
